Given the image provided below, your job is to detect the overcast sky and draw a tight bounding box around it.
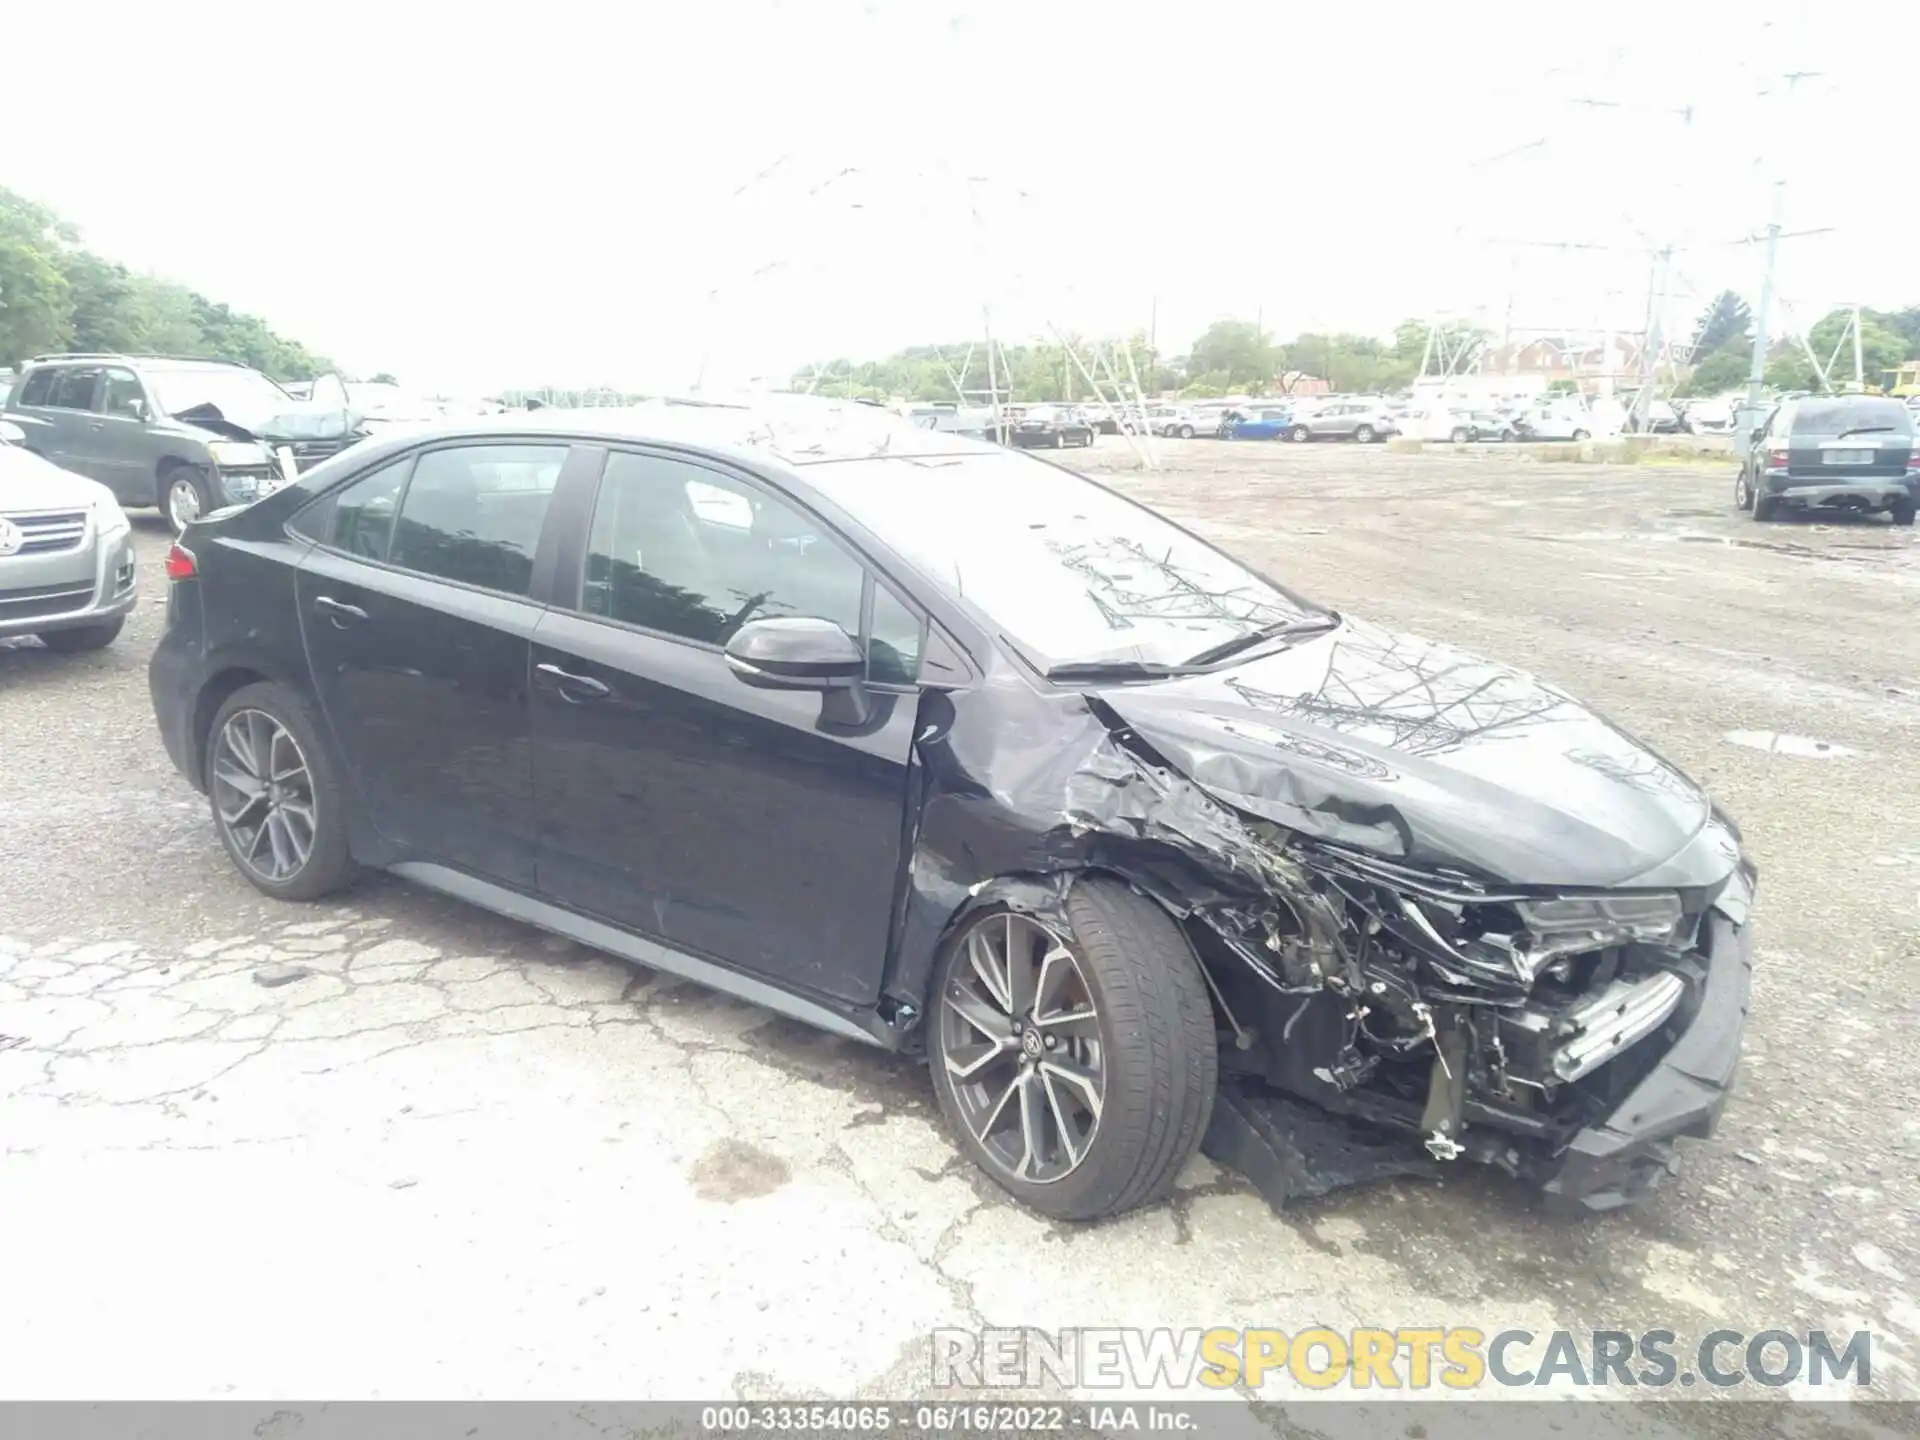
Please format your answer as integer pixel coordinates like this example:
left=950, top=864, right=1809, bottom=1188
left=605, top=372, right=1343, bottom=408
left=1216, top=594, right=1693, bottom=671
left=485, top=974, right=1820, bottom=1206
left=5, top=0, right=1898, bottom=392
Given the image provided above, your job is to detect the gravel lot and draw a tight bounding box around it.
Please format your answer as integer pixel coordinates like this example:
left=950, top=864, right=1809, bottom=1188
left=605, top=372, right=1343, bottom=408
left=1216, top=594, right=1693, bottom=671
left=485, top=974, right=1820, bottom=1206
left=1, top=438, right=1915, bottom=1421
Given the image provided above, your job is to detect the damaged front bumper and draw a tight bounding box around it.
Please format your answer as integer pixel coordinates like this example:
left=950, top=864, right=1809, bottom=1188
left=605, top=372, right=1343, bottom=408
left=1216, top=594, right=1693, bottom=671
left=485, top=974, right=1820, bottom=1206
left=1539, top=906, right=1753, bottom=1214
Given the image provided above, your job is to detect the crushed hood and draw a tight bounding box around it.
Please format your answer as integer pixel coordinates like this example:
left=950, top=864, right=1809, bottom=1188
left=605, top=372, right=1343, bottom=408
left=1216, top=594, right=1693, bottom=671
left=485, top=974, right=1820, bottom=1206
left=170, top=399, right=367, bottom=445
left=1093, top=617, right=1717, bottom=889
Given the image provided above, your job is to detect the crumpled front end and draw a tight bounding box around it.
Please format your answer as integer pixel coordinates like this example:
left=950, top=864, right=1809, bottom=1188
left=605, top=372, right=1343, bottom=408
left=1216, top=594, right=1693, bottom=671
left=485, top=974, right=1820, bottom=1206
left=1042, top=710, right=1756, bottom=1214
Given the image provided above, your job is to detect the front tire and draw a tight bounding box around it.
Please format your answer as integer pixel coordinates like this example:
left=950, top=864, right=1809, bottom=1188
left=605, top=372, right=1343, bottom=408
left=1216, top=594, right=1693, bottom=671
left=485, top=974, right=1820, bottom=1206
left=928, top=878, right=1218, bottom=1221
left=1287, top=425, right=1309, bottom=443
left=205, top=682, right=358, bottom=902
left=1354, top=424, right=1376, bottom=444
left=1177, top=424, right=1195, bottom=439
left=1450, top=427, right=1471, bottom=444
left=38, top=618, right=124, bottom=653
left=1891, top=498, right=1916, bottom=527
left=161, top=463, right=212, bottom=532
left=1571, top=428, right=1591, bottom=442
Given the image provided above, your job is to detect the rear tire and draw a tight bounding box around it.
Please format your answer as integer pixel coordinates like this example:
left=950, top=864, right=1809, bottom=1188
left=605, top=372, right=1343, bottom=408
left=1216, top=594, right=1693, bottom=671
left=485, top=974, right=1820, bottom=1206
left=1354, top=425, right=1376, bottom=444
left=1177, top=424, right=1195, bottom=439
left=928, top=877, right=1218, bottom=1221
left=1892, top=499, right=1916, bottom=527
left=1752, top=486, right=1779, bottom=522
left=1287, top=425, right=1309, bottom=443
left=1735, top=468, right=1755, bottom=513
left=38, top=618, right=124, bottom=653
left=1450, top=427, right=1471, bottom=444
left=205, top=682, right=358, bottom=902
left=1571, top=428, right=1591, bottom=442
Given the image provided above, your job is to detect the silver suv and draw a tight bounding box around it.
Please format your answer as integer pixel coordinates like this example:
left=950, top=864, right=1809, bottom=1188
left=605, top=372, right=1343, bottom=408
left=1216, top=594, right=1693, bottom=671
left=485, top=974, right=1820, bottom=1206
left=1, top=354, right=362, bottom=531
left=0, top=421, right=137, bottom=651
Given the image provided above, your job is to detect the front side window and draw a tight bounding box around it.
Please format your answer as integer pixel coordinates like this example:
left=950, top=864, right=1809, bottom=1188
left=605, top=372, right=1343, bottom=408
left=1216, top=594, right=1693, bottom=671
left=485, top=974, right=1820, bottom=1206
left=386, top=444, right=567, bottom=596
left=581, top=451, right=868, bottom=651
left=803, top=451, right=1323, bottom=673
left=45, top=367, right=102, bottom=412
left=100, top=369, right=148, bottom=420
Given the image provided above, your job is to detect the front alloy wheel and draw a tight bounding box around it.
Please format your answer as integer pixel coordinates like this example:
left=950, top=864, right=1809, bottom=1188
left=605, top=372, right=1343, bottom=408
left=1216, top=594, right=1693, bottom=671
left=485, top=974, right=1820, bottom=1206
left=938, top=911, right=1106, bottom=1185
left=165, top=468, right=208, bottom=532
left=929, top=879, right=1218, bottom=1220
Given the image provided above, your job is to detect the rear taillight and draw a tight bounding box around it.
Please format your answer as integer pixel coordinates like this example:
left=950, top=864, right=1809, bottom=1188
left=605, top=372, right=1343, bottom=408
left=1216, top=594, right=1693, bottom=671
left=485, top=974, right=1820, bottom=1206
left=163, top=543, right=197, bottom=580
left=1766, top=446, right=1789, bottom=469
left=1907, top=446, right=1920, bottom=476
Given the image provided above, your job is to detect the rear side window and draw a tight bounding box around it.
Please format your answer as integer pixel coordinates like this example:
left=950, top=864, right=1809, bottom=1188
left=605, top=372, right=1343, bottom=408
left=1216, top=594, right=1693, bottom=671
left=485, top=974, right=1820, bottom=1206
left=387, top=444, right=567, bottom=596
left=15, top=368, right=54, bottom=407
left=1792, top=399, right=1912, bottom=435
left=44, top=367, right=102, bottom=411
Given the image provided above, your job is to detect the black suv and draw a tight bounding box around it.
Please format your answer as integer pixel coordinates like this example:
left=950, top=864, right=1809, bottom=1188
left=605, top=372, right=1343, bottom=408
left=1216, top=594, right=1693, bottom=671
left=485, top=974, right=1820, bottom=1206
left=1736, top=394, right=1918, bottom=525
left=148, top=401, right=1754, bottom=1222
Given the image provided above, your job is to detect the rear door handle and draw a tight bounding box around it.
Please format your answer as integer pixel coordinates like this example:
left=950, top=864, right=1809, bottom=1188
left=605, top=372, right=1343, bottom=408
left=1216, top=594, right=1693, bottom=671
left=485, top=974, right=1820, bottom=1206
left=313, top=595, right=368, bottom=624
left=536, top=662, right=611, bottom=701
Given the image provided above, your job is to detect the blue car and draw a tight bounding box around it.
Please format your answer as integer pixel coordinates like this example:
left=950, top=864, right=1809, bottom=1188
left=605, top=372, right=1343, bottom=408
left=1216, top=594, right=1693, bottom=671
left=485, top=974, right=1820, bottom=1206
left=1222, top=406, right=1293, bottom=440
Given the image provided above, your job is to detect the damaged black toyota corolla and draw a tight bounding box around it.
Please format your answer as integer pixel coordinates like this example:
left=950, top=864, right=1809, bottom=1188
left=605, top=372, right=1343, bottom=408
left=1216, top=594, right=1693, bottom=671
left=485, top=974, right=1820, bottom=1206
left=148, top=400, right=1755, bottom=1221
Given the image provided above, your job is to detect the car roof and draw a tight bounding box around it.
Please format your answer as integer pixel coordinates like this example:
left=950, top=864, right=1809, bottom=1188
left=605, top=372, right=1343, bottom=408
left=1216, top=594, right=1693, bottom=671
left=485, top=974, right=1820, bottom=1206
left=346, top=395, right=1002, bottom=469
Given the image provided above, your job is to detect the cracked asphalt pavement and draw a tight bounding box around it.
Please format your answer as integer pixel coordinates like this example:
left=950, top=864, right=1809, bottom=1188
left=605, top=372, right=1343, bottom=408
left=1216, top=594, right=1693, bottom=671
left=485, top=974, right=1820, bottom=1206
left=1, top=443, right=1915, bottom=1424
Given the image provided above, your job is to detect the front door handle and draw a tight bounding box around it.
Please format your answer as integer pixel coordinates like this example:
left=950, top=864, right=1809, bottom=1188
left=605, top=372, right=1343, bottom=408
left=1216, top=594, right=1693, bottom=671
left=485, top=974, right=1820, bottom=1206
left=536, top=662, right=611, bottom=701
left=313, top=595, right=368, bottom=624
left=88, top=422, right=105, bottom=431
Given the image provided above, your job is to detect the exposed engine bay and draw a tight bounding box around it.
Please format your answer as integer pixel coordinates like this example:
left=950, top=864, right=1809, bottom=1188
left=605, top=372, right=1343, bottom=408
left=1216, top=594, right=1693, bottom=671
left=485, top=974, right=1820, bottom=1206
left=1041, top=706, right=1754, bottom=1213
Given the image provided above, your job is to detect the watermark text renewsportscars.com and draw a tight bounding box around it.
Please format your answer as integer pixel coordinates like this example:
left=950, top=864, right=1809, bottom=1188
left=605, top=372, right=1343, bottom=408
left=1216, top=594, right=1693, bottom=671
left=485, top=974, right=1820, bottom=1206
left=931, top=1327, right=1873, bottom=1392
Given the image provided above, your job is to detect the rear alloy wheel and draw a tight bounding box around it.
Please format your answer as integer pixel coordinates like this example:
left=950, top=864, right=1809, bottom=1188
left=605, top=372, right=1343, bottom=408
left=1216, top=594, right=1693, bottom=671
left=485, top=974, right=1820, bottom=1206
left=207, top=682, right=357, bottom=901
left=1734, top=468, right=1755, bottom=512
left=929, top=878, right=1218, bottom=1221
left=1354, top=424, right=1376, bottom=444
left=162, top=465, right=211, bottom=532
left=38, top=618, right=125, bottom=653
left=1450, top=427, right=1471, bottom=444
left=1177, top=424, right=1195, bottom=439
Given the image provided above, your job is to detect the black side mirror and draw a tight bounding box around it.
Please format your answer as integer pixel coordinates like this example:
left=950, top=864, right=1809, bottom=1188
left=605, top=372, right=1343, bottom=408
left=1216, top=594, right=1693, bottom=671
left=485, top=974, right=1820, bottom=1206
left=1749, top=426, right=1765, bottom=442
left=726, top=617, right=870, bottom=724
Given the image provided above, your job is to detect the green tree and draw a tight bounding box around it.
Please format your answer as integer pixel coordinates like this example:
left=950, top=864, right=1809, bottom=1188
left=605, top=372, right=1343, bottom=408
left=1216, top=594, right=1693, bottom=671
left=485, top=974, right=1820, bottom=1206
left=1807, top=308, right=1908, bottom=386
left=1690, top=291, right=1752, bottom=359
left=1188, top=320, right=1275, bottom=389
left=1765, top=352, right=1818, bottom=392
left=1678, top=350, right=1749, bottom=396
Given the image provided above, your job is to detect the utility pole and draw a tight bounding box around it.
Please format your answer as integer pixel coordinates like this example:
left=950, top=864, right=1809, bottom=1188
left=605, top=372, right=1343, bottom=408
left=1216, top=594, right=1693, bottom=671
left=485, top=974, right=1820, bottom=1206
left=1742, top=179, right=1784, bottom=427
left=1852, top=302, right=1865, bottom=389
left=1631, top=247, right=1670, bottom=429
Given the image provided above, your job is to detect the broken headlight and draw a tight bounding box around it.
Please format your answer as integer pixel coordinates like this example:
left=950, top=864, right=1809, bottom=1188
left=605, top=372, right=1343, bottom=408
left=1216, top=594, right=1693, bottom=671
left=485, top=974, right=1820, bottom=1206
left=1513, top=893, right=1685, bottom=964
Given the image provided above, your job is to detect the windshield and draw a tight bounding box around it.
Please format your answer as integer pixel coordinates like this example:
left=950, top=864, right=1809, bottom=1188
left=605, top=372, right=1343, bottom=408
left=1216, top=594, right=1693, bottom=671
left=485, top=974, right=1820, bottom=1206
left=803, top=451, right=1324, bottom=670
left=146, top=366, right=292, bottom=419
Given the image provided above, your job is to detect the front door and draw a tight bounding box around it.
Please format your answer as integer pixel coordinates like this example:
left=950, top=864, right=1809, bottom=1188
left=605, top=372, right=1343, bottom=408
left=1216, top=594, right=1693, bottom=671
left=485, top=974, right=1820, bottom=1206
left=530, top=448, right=922, bottom=1007
left=294, top=440, right=578, bottom=887
left=93, top=368, right=159, bottom=505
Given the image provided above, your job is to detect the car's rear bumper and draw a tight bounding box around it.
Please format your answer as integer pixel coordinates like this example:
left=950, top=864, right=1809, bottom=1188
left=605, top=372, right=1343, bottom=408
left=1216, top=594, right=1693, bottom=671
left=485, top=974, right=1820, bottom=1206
left=1540, top=908, right=1754, bottom=1215
left=0, top=529, right=138, bottom=638
left=1763, top=475, right=1917, bottom=508
left=148, top=615, right=202, bottom=786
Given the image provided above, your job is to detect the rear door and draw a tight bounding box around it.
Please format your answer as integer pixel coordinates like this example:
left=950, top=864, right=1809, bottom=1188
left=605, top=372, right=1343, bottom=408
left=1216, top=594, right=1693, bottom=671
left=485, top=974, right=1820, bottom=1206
left=1787, top=398, right=1915, bottom=481
left=25, top=367, right=106, bottom=475
left=293, top=440, right=584, bottom=887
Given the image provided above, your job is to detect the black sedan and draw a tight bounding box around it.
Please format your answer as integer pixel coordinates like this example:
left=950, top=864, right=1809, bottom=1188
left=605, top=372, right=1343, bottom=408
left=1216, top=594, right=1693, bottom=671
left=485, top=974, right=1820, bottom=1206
left=149, top=400, right=1755, bottom=1221
left=1009, top=404, right=1096, bottom=449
